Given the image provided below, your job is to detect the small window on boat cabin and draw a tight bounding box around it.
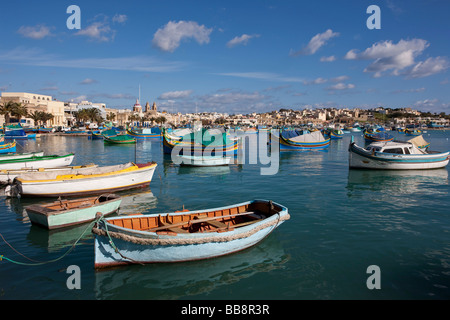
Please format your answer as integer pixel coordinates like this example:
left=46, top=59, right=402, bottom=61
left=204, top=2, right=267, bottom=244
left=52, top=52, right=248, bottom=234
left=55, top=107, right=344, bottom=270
left=382, top=148, right=404, bottom=154
left=403, top=147, right=410, bottom=154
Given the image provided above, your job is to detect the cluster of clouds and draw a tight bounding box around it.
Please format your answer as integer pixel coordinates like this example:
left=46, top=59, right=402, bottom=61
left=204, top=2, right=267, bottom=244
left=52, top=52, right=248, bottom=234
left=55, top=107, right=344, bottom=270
left=345, top=39, right=448, bottom=79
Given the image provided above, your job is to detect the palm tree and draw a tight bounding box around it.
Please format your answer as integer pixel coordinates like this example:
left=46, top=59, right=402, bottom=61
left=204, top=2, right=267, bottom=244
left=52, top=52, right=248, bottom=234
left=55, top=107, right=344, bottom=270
left=10, top=103, right=28, bottom=123
left=41, top=112, right=54, bottom=126
left=28, top=110, right=45, bottom=126
left=0, top=101, right=19, bottom=124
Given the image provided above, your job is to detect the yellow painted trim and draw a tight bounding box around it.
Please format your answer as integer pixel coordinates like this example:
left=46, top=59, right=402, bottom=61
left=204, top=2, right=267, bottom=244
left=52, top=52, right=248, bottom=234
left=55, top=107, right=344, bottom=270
left=18, top=162, right=157, bottom=183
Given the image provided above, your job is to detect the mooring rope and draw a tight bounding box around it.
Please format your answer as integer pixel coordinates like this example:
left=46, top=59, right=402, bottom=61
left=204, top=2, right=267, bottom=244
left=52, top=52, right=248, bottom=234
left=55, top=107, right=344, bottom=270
left=0, top=216, right=100, bottom=266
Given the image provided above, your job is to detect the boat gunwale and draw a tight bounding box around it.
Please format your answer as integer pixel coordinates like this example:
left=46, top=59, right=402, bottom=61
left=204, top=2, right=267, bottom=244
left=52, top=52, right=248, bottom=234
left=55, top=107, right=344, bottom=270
left=100, top=200, right=288, bottom=238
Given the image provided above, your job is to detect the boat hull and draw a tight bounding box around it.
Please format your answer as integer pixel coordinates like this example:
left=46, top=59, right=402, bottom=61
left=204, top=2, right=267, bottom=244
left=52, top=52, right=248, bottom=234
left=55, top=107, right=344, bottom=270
left=279, top=135, right=330, bottom=150
left=0, top=141, right=16, bottom=154
left=25, top=194, right=122, bottom=230
left=93, top=200, right=289, bottom=268
left=11, top=162, right=157, bottom=197
left=0, top=154, right=74, bottom=170
left=349, top=143, right=450, bottom=170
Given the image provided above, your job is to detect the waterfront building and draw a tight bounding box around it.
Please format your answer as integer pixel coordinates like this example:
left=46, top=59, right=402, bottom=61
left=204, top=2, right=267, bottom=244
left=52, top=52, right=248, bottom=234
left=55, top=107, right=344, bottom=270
left=0, top=92, right=65, bottom=126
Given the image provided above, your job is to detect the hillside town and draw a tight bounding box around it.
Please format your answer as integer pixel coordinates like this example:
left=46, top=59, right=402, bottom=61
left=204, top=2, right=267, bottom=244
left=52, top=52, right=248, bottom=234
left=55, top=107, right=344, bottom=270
left=1, top=91, right=449, bottom=129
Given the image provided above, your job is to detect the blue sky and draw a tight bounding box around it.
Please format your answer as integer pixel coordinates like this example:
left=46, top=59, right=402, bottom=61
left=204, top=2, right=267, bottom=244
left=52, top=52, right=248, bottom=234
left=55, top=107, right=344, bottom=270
left=0, top=0, right=449, bottom=114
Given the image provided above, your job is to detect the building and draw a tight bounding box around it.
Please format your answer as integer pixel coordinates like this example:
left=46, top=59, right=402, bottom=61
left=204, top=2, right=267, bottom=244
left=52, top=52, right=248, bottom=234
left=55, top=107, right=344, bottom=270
left=0, top=92, right=65, bottom=126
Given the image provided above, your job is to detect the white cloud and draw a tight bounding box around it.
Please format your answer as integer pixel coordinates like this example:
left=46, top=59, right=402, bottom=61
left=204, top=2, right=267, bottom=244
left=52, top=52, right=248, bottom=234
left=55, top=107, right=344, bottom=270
left=320, top=55, right=336, bottom=62
left=331, top=75, right=349, bottom=82
left=112, top=14, right=127, bottom=24
left=291, top=29, right=339, bottom=56
left=326, top=83, right=355, bottom=90
left=303, top=77, right=327, bottom=85
left=152, top=21, right=213, bottom=52
left=413, top=98, right=450, bottom=112
left=79, top=78, right=98, bottom=85
left=344, top=38, right=447, bottom=78
left=217, top=72, right=303, bottom=83
left=158, top=90, right=193, bottom=100
left=0, top=47, right=185, bottom=73
left=406, top=57, right=448, bottom=78
left=17, top=25, right=52, bottom=39
left=226, top=34, right=260, bottom=48
left=75, top=21, right=115, bottom=42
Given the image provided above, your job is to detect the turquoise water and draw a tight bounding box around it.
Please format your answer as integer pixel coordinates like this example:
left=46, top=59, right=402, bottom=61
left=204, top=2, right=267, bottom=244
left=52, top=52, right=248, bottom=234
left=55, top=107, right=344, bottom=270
left=0, top=130, right=449, bottom=300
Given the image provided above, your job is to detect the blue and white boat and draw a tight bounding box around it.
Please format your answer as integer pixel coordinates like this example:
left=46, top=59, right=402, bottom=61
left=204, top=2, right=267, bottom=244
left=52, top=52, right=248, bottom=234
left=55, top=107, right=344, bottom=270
left=92, top=199, right=290, bottom=268
left=349, top=137, right=449, bottom=170
left=3, top=124, right=36, bottom=139
left=279, top=130, right=330, bottom=150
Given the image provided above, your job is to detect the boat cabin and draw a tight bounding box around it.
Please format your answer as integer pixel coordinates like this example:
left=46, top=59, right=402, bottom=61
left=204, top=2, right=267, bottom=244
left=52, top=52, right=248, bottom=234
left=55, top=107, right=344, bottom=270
left=364, top=141, right=424, bottom=155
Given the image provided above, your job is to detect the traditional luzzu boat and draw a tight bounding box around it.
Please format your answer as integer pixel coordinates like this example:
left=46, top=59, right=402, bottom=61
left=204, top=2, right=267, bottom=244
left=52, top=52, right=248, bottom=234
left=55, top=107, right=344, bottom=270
left=5, top=162, right=157, bottom=198
left=25, top=194, right=122, bottom=230
left=104, top=134, right=136, bottom=144
left=348, top=137, right=450, bottom=170
left=405, top=128, right=422, bottom=136
left=363, top=131, right=394, bottom=142
left=279, top=130, right=330, bottom=150
left=162, top=128, right=238, bottom=156
left=0, top=140, right=16, bottom=154
left=0, top=153, right=75, bottom=170
left=329, top=128, right=344, bottom=139
left=176, top=155, right=232, bottom=167
left=0, top=163, right=97, bottom=185
left=126, top=127, right=162, bottom=139
left=92, top=199, right=290, bottom=268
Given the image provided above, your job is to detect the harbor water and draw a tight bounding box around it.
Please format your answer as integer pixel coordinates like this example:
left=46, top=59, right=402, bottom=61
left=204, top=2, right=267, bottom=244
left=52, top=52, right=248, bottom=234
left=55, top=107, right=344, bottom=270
left=0, top=130, right=449, bottom=300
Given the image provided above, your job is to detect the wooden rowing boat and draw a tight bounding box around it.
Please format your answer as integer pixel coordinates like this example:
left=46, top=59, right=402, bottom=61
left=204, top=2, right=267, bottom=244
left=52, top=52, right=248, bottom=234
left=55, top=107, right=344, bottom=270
left=92, top=199, right=290, bottom=268
left=5, top=162, right=157, bottom=197
left=25, top=194, right=122, bottom=230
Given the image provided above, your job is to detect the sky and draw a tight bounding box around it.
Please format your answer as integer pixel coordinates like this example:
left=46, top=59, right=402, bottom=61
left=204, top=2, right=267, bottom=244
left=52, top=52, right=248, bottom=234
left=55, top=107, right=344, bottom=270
left=0, top=0, right=449, bottom=114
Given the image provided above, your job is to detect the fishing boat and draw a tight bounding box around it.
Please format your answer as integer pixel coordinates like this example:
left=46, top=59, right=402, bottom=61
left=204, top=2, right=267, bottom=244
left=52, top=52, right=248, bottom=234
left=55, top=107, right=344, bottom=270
left=0, top=163, right=97, bottom=185
left=126, top=127, right=161, bottom=139
left=3, top=124, right=36, bottom=139
left=92, top=199, right=290, bottom=268
left=25, top=194, right=122, bottom=230
left=405, top=128, right=422, bottom=136
left=364, top=131, right=394, bottom=142
left=162, top=128, right=238, bottom=156
left=0, top=140, right=16, bottom=154
left=279, top=130, right=330, bottom=150
left=176, top=155, right=232, bottom=166
left=5, top=162, right=157, bottom=198
left=0, top=153, right=75, bottom=170
left=348, top=137, right=450, bottom=170
left=329, top=129, right=344, bottom=139
left=0, top=150, right=44, bottom=161
left=104, top=135, right=136, bottom=144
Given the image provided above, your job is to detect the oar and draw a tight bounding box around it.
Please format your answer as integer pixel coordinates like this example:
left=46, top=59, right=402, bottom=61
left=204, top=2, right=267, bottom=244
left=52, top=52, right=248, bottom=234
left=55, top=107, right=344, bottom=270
left=144, top=211, right=259, bottom=232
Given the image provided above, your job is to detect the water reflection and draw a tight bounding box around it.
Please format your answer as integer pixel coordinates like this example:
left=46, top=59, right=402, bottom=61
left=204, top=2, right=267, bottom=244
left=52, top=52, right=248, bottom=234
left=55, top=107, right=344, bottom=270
left=94, top=236, right=289, bottom=299
left=346, top=168, right=449, bottom=202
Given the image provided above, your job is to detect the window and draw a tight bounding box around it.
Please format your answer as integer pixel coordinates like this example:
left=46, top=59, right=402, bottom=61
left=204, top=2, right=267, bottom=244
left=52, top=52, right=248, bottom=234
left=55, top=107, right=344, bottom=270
left=404, top=148, right=410, bottom=154
left=382, top=148, right=404, bottom=154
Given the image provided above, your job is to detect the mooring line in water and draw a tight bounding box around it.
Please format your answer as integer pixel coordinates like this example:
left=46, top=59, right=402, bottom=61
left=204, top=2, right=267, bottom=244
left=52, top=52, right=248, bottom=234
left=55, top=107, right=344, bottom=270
left=0, top=217, right=99, bottom=266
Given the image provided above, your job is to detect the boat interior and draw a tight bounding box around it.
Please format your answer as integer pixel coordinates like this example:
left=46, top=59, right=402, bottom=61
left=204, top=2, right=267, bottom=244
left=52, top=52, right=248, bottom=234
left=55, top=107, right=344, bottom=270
left=28, top=194, right=119, bottom=214
left=109, top=201, right=283, bottom=235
